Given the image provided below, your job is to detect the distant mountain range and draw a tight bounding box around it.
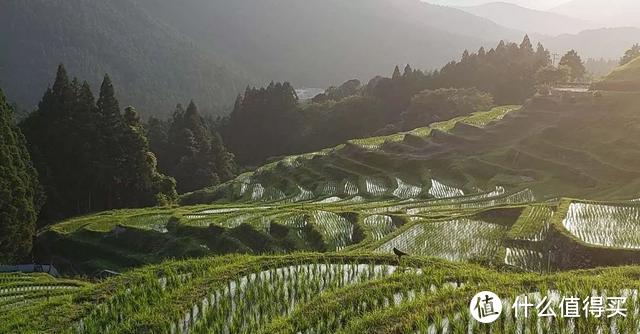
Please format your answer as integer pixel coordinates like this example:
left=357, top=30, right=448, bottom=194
left=425, top=0, right=568, bottom=10
left=132, top=0, right=523, bottom=93
left=1, top=0, right=638, bottom=116
left=539, top=28, right=640, bottom=61
left=452, top=1, right=640, bottom=62
left=458, top=2, right=597, bottom=35
left=551, top=0, right=640, bottom=27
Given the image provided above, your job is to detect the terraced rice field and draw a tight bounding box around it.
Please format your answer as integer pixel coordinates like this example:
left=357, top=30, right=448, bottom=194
left=44, top=179, right=640, bottom=277
left=193, top=105, right=523, bottom=206
left=346, top=105, right=521, bottom=151
left=377, top=218, right=506, bottom=261
left=428, top=179, right=464, bottom=198
left=6, top=254, right=640, bottom=333
left=183, top=263, right=412, bottom=333
left=17, top=91, right=640, bottom=333
left=123, top=214, right=172, bottom=233
left=504, top=247, right=545, bottom=272
left=508, top=205, right=554, bottom=242
left=342, top=180, right=359, bottom=196
left=311, top=211, right=355, bottom=250
left=0, top=272, right=88, bottom=327
left=363, top=215, right=397, bottom=240
left=27, top=97, right=640, bottom=331
left=393, top=178, right=422, bottom=199
left=250, top=184, right=265, bottom=201
left=562, top=202, right=640, bottom=249
left=317, top=181, right=338, bottom=196
left=364, top=177, right=388, bottom=197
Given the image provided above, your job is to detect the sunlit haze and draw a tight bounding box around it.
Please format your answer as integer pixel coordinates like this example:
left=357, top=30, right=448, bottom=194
left=424, top=0, right=570, bottom=10
left=4, top=1, right=640, bottom=332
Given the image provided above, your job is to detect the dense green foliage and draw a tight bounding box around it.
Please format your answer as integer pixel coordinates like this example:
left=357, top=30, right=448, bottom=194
left=20, top=65, right=176, bottom=225
left=535, top=65, right=569, bottom=86
left=224, top=83, right=302, bottom=165
left=149, top=102, right=235, bottom=193
left=430, top=36, right=551, bottom=104
left=559, top=49, right=587, bottom=82
left=0, top=89, right=41, bottom=262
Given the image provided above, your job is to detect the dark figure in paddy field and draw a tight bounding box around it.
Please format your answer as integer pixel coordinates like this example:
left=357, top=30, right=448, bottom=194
left=393, top=247, right=409, bottom=262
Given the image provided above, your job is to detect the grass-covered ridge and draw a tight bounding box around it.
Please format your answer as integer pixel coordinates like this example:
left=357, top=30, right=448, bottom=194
left=5, top=253, right=640, bottom=333
left=603, top=56, right=640, bottom=82
left=593, top=55, right=640, bottom=91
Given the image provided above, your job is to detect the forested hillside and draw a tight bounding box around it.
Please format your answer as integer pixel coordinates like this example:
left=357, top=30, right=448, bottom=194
left=20, top=65, right=178, bottom=226
left=221, top=37, right=551, bottom=165
left=0, top=0, right=521, bottom=115
left=0, top=0, right=252, bottom=116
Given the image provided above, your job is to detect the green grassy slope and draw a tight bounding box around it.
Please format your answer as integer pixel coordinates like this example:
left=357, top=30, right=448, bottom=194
left=593, top=56, right=640, bottom=91
left=604, top=56, right=640, bottom=81
left=4, top=254, right=640, bottom=333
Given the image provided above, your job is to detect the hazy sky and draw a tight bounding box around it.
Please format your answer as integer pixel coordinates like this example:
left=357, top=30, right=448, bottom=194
left=424, top=0, right=571, bottom=10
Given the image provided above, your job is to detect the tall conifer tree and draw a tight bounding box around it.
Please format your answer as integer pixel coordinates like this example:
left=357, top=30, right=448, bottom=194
left=96, top=74, right=124, bottom=209
left=164, top=101, right=234, bottom=193
left=0, top=88, right=41, bottom=261
left=21, top=66, right=177, bottom=223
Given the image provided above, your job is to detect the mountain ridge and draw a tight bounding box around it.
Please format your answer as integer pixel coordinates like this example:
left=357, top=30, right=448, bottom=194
left=551, top=0, right=640, bottom=27
left=539, top=27, right=640, bottom=60
left=458, top=1, right=597, bottom=35
left=132, top=0, right=522, bottom=88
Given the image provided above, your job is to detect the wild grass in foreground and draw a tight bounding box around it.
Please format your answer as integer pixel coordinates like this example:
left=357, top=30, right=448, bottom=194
left=4, top=254, right=640, bottom=333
